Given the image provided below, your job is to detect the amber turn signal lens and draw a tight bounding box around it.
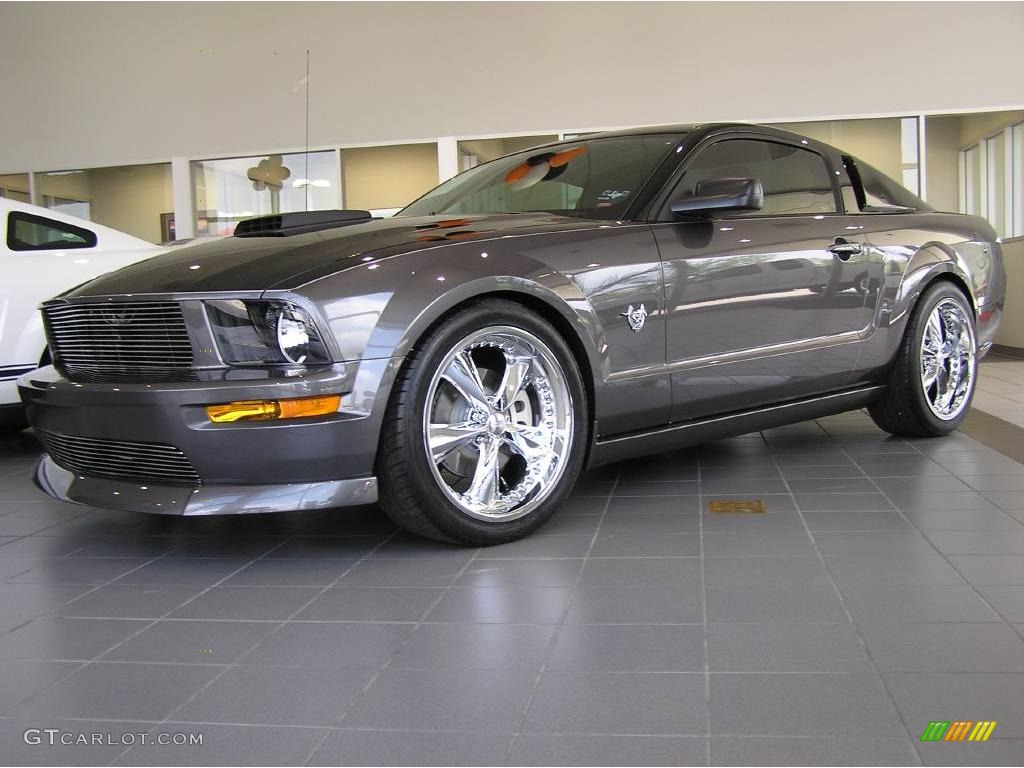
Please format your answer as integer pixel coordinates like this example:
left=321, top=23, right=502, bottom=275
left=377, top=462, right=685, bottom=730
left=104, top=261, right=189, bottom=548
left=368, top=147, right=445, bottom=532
left=207, top=394, right=341, bottom=423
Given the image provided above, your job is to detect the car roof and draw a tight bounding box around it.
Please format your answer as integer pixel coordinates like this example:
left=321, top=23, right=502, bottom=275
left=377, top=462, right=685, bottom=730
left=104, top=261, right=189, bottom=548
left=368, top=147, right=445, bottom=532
left=583, top=122, right=837, bottom=151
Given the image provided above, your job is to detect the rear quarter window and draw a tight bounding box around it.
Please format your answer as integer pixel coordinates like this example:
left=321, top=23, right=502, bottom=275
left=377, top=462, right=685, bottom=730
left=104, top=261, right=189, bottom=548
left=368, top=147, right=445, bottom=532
left=845, top=157, right=929, bottom=212
left=7, top=211, right=97, bottom=251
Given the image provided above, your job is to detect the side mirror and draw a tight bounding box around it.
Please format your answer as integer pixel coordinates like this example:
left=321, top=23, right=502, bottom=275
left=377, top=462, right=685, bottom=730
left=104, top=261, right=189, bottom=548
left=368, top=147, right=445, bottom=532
left=670, top=177, right=764, bottom=218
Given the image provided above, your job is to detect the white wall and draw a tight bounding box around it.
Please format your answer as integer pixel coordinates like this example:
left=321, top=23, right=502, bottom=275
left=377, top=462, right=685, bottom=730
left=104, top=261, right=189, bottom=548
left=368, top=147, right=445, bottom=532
left=2, top=1, right=1023, bottom=173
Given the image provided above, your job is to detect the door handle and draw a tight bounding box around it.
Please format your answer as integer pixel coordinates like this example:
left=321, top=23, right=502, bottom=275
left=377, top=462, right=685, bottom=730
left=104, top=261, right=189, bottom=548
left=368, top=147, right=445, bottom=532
left=828, top=238, right=863, bottom=260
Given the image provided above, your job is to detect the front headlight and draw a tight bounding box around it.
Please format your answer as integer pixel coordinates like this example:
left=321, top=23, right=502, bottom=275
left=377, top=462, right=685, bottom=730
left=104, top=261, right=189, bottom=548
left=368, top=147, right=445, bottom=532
left=205, top=299, right=331, bottom=366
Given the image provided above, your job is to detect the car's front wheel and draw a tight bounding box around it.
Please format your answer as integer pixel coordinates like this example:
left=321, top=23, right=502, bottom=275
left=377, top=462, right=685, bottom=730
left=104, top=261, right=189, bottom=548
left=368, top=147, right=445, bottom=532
left=869, top=280, right=978, bottom=437
left=377, top=299, right=588, bottom=545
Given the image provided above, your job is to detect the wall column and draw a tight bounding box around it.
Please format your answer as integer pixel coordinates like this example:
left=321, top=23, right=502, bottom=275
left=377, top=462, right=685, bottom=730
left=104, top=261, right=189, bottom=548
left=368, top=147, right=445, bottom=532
left=437, top=137, right=459, bottom=183
left=171, top=156, right=195, bottom=240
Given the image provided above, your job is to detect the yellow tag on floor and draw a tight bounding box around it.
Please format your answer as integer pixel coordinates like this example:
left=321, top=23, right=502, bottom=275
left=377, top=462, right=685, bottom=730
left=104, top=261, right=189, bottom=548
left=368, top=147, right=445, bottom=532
left=708, top=499, right=767, bottom=514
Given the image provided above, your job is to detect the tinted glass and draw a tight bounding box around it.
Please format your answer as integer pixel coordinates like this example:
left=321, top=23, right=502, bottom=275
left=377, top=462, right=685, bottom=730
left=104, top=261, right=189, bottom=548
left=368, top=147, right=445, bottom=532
left=848, top=157, right=928, bottom=211
left=400, top=134, right=683, bottom=220
left=674, top=139, right=837, bottom=216
left=8, top=212, right=96, bottom=251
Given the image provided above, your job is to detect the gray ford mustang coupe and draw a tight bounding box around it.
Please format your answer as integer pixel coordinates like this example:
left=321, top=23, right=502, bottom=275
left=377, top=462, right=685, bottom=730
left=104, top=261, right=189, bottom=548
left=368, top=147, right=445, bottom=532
left=20, top=124, right=1005, bottom=544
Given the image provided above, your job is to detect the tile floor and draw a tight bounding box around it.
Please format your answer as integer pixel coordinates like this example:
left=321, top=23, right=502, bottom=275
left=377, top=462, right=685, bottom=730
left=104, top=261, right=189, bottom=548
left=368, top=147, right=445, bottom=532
left=1, top=359, right=1023, bottom=766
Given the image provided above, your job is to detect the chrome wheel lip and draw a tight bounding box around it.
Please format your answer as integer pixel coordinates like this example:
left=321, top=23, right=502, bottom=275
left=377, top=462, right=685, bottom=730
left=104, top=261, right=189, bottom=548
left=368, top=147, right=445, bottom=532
left=422, top=325, right=574, bottom=523
left=920, top=297, right=976, bottom=421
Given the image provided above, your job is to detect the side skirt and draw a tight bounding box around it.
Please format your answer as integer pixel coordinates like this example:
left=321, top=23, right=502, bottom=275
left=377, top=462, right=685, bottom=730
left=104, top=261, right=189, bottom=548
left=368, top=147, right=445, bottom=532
left=588, top=386, right=886, bottom=468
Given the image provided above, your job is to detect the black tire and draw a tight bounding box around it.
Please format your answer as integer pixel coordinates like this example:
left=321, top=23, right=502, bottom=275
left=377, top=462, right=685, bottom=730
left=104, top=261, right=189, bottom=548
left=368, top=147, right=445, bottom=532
left=868, top=281, right=977, bottom=437
left=376, top=299, right=588, bottom=545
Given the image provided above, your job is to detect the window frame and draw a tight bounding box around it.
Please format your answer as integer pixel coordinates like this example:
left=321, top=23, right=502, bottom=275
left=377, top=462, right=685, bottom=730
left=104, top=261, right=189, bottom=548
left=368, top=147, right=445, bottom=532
left=6, top=211, right=98, bottom=252
left=650, top=133, right=844, bottom=222
left=959, top=122, right=1022, bottom=239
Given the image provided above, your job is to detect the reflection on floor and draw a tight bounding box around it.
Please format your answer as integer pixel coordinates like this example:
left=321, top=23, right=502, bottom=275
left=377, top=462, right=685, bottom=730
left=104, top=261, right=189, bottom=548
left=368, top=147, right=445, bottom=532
left=0, top=358, right=1022, bottom=766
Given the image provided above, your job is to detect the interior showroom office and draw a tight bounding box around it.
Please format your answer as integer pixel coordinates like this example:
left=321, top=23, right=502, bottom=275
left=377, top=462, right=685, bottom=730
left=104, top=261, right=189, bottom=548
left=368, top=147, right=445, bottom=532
left=2, top=1, right=1024, bottom=766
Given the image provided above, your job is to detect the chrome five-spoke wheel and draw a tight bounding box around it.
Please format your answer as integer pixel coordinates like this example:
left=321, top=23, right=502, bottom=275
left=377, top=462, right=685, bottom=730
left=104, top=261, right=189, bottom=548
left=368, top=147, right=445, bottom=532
left=869, top=282, right=978, bottom=438
left=919, top=297, right=976, bottom=421
left=423, top=326, right=574, bottom=522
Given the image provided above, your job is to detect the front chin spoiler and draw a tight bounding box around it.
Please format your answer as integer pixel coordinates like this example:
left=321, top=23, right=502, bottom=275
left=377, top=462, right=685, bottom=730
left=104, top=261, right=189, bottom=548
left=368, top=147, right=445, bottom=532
left=34, top=456, right=378, bottom=516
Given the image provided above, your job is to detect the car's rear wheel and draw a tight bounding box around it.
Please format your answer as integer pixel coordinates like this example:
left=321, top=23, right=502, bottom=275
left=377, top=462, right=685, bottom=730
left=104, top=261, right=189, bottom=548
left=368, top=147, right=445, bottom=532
left=377, top=299, right=588, bottom=545
left=869, top=281, right=977, bottom=437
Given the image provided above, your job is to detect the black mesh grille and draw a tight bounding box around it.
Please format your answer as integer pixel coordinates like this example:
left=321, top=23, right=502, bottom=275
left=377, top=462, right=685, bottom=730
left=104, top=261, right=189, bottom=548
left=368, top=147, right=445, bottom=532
left=44, top=301, right=195, bottom=382
left=38, top=430, right=201, bottom=485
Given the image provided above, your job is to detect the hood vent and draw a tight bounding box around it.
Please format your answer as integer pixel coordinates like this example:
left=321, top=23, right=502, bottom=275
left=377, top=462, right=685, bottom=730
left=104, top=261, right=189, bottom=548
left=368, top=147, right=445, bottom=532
left=234, top=210, right=373, bottom=237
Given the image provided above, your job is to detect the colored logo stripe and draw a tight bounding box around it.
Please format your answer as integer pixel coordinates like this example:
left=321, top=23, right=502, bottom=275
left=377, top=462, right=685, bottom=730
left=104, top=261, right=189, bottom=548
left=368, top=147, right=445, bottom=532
left=944, top=721, right=973, bottom=741
left=920, top=720, right=997, bottom=742
left=969, top=721, right=997, bottom=742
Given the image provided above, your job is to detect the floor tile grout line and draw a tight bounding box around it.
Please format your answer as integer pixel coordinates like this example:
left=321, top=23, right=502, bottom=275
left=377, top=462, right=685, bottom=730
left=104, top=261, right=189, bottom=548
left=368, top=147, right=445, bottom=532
left=0, top=541, right=191, bottom=718
left=0, top=503, right=115, bottom=576
left=842, top=447, right=1024, bottom=647
left=296, top=536, right=495, bottom=765
left=298, top=533, right=492, bottom=766
left=774, top=426, right=923, bottom=763
left=113, top=528, right=403, bottom=766
left=827, top=434, right=1024, bottom=761
left=502, top=474, right=622, bottom=764
left=93, top=536, right=306, bottom=765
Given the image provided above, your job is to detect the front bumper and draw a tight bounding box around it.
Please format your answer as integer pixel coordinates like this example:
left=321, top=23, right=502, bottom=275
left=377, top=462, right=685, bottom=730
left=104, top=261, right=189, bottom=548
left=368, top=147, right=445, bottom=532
left=19, top=364, right=388, bottom=515
left=34, top=456, right=377, bottom=515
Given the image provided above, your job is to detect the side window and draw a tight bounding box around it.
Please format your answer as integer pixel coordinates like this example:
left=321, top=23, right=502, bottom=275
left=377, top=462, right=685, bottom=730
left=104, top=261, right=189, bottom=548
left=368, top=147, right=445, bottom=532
left=844, top=156, right=926, bottom=211
left=7, top=211, right=97, bottom=251
left=671, top=139, right=837, bottom=217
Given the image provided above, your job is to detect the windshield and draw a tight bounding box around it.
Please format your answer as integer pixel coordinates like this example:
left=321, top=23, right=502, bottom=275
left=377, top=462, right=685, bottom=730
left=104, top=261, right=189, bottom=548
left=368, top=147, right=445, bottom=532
left=399, top=134, right=684, bottom=220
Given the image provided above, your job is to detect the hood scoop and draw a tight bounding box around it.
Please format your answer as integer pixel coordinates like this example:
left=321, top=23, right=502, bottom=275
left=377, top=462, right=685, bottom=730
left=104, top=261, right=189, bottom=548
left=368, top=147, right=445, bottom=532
left=234, top=209, right=374, bottom=237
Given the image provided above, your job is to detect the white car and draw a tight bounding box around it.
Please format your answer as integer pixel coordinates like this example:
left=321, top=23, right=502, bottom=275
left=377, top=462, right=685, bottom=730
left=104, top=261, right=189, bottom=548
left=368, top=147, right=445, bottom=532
left=0, top=199, right=163, bottom=429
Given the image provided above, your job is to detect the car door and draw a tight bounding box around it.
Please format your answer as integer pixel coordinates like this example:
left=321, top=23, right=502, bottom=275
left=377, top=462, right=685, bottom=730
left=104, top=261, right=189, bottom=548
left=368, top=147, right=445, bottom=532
left=651, top=135, right=881, bottom=422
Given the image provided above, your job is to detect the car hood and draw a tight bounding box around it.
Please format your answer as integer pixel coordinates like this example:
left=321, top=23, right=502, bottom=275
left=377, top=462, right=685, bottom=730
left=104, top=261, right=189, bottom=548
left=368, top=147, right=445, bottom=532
left=67, top=213, right=605, bottom=296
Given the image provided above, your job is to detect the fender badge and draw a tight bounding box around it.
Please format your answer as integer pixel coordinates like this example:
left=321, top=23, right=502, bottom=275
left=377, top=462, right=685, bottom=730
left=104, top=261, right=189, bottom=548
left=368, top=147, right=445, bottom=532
left=621, top=303, right=647, bottom=333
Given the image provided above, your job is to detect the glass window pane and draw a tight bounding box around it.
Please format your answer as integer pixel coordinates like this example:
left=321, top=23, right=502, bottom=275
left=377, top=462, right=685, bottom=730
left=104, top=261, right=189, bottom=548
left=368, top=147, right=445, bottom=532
left=36, top=164, right=173, bottom=243
left=8, top=211, right=96, bottom=251
left=679, top=139, right=837, bottom=216
left=901, top=117, right=920, bottom=165
left=36, top=170, right=91, bottom=221
left=192, top=151, right=339, bottom=237
left=901, top=168, right=920, bottom=196
left=985, top=133, right=1006, bottom=237
left=0, top=173, right=31, bottom=203
left=402, top=134, right=681, bottom=220
left=1014, top=123, right=1023, bottom=237
left=964, top=146, right=981, bottom=216
left=766, top=116, right=922, bottom=199
left=457, top=135, right=559, bottom=172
